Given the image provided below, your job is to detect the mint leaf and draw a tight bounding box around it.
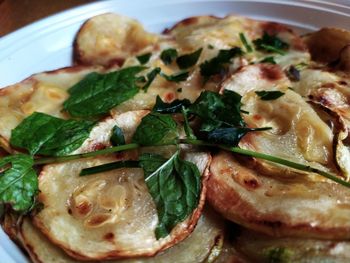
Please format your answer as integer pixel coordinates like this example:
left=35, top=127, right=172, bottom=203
left=255, top=90, right=285, bottom=101
left=253, top=32, right=289, bottom=55
left=132, top=113, right=179, bottom=146
left=0, top=154, right=38, bottom=212
left=207, top=127, right=270, bottom=146
left=160, top=48, right=178, bottom=65
left=139, top=152, right=201, bottom=239
left=187, top=90, right=270, bottom=146
left=200, top=47, right=243, bottom=78
left=10, top=112, right=94, bottom=156
left=182, top=107, right=196, bottom=140
left=260, top=56, right=276, bottom=64
left=142, top=67, right=161, bottom=92
left=189, top=90, right=245, bottom=131
left=161, top=71, right=189, bottom=82
left=153, top=96, right=191, bottom=114
left=63, top=66, right=145, bottom=117
left=110, top=125, right=125, bottom=146
left=176, top=48, right=202, bottom=69
left=136, top=53, right=152, bottom=65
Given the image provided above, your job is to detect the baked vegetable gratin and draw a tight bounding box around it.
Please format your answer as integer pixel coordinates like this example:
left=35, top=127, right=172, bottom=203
left=1, top=13, right=350, bottom=263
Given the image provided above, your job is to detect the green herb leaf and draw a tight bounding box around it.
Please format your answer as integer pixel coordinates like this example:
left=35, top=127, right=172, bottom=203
left=206, top=127, right=271, bottom=146
left=176, top=48, right=203, bottom=69
left=182, top=107, right=196, bottom=140
left=80, top=160, right=140, bottom=176
left=253, top=32, right=289, bottom=55
left=136, top=53, right=152, bottom=65
left=239, top=32, right=253, bottom=52
left=0, top=154, right=38, bottom=212
left=161, top=71, right=189, bottom=82
left=153, top=96, right=191, bottom=114
left=143, top=67, right=161, bottom=92
left=10, top=112, right=95, bottom=156
left=189, top=90, right=245, bottom=132
left=132, top=113, right=179, bottom=146
left=110, top=125, right=125, bottom=146
left=63, top=66, right=145, bottom=117
left=139, top=152, right=201, bottom=239
left=255, top=90, right=285, bottom=101
left=200, top=47, right=243, bottom=77
left=265, top=247, right=293, bottom=263
left=160, top=48, right=178, bottom=65
left=260, top=56, right=276, bottom=64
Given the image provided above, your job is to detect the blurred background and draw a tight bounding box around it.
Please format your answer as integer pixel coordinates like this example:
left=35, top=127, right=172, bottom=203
left=0, top=0, right=96, bottom=36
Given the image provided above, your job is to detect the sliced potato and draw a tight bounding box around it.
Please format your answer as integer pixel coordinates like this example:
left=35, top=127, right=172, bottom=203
left=20, top=208, right=225, bottom=263
left=236, top=228, right=350, bottom=263
left=207, top=151, right=350, bottom=239
left=303, top=27, right=350, bottom=64
left=165, top=15, right=309, bottom=68
left=74, top=13, right=158, bottom=66
left=292, top=68, right=350, bottom=179
left=222, top=64, right=338, bottom=176
left=0, top=66, right=101, bottom=152
left=32, top=111, right=210, bottom=260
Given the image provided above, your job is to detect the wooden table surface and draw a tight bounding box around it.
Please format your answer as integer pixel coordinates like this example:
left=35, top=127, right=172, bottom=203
left=0, top=0, right=97, bottom=37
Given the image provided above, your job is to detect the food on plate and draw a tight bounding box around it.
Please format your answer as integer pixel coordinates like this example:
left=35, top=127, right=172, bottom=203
left=1, top=12, right=350, bottom=263
left=32, top=111, right=210, bottom=260
left=234, top=228, right=350, bottom=262
left=208, top=151, right=350, bottom=239
left=20, top=208, right=226, bottom=263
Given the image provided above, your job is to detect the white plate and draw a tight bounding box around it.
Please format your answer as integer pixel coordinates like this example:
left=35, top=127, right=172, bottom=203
left=0, top=0, right=349, bottom=262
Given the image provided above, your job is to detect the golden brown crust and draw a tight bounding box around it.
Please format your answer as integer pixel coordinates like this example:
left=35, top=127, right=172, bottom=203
left=207, top=151, right=350, bottom=240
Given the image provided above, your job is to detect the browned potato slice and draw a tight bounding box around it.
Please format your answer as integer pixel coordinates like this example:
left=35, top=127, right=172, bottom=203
left=207, top=151, right=350, bottom=239
left=292, top=68, right=350, bottom=179
left=0, top=66, right=101, bottom=152
left=32, top=111, right=211, bottom=260
left=20, top=208, right=225, bottom=263
left=165, top=15, right=310, bottom=68
left=235, top=228, right=350, bottom=263
left=303, top=27, right=350, bottom=64
left=221, top=64, right=338, bottom=177
left=74, top=13, right=158, bottom=66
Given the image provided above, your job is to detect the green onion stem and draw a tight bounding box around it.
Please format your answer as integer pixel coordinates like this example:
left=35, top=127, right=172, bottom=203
left=260, top=44, right=286, bottom=55
left=180, top=139, right=350, bottom=188
left=34, top=143, right=139, bottom=165
left=33, top=139, right=350, bottom=188
left=239, top=32, right=253, bottom=53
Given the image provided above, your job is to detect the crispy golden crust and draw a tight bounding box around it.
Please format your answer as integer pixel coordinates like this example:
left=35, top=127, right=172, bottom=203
left=207, top=151, right=350, bottom=240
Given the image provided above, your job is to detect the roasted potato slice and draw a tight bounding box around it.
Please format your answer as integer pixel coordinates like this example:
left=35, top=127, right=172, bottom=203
left=32, top=111, right=210, bottom=260
left=235, top=228, right=350, bottom=263
left=0, top=66, right=101, bottom=153
left=207, top=151, right=350, bottom=239
left=303, top=27, right=350, bottom=64
left=165, top=15, right=310, bottom=68
left=74, top=13, right=158, bottom=66
left=222, top=64, right=338, bottom=177
left=20, top=207, right=225, bottom=263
